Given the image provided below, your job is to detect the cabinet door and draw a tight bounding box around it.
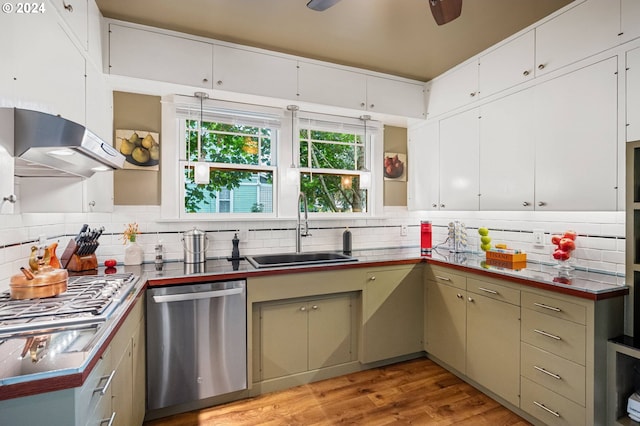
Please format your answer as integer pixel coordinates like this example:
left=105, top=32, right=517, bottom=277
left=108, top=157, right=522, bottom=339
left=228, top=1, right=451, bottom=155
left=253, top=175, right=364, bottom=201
left=535, top=0, right=619, bottom=76
left=479, top=89, right=535, bottom=210
left=425, top=281, right=466, bottom=374
left=426, top=59, right=478, bottom=118
left=260, top=300, right=308, bottom=380
left=628, top=47, right=640, bottom=142
left=439, top=108, right=480, bottom=210
left=362, top=267, right=423, bottom=363
left=308, top=295, right=353, bottom=370
left=479, top=30, right=534, bottom=98
left=534, top=57, right=618, bottom=210
left=111, top=339, right=133, bottom=426
left=621, top=0, right=640, bottom=44
left=131, top=319, right=146, bottom=426
left=109, top=24, right=213, bottom=89
left=213, top=45, right=298, bottom=100
left=366, top=76, right=425, bottom=118
left=14, top=12, right=86, bottom=125
left=407, top=121, right=439, bottom=210
left=297, top=62, right=367, bottom=110
left=51, top=0, right=88, bottom=50
left=466, top=293, right=520, bottom=407
left=0, top=110, right=14, bottom=214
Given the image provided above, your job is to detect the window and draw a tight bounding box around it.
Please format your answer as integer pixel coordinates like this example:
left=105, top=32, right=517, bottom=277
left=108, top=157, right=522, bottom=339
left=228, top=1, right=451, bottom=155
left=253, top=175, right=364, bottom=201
left=177, top=101, right=281, bottom=216
left=297, top=114, right=373, bottom=213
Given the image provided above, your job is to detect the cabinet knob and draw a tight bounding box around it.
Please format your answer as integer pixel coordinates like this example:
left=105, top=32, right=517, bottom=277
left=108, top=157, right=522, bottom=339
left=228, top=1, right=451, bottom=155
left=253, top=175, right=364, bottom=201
left=538, top=201, right=546, bottom=207
left=538, top=64, right=546, bottom=70
left=300, top=306, right=306, bottom=311
left=440, top=203, right=445, bottom=208
left=370, top=276, right=376, bottom=281
left=470, top=92, right=476, bottom=97
left=3, top=194, right=17, bottom=203
left=523, top=70, right=530, bottom=76
left=62, top=1, right=73, bottom=12
left=432, top=203, right=438, bottom=208
left=468, top=297, right=474, bottom=302
left=203, top=78, right=209, bottom=83
left=312, top=305, right=318, bottom=310
left=522, top=201, right=530, bottom=207
left=360, top=102, right=366, bottom=107
left=217, top=80, right=223, bottom=86
left=370, top=104, right=375, bottom=109
left=456, top=293, right=463, bottom=299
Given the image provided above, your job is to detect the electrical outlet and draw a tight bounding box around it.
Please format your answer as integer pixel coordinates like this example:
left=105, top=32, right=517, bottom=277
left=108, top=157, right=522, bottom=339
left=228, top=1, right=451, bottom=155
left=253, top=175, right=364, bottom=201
left=400, top=225, right=408, bottom=236
left=533, top=229, right=544, bottom=246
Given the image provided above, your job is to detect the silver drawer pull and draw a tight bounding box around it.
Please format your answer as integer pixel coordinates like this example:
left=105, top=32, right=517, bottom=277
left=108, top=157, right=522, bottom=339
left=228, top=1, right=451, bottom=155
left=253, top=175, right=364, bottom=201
left=94, top=370, right=116, bottom=396
left=534, top=329, right=562, bottom=340
left=478, top=287, right=498, bottom=295
left=534, top=365, right=562, bottom=380
left=435, top=275, right=451, bottom=281
left=534, top=302, right=562, bottom=312
left=533, top=401, right=560, bottom=417
left=100, top=412, right=116, bottom=426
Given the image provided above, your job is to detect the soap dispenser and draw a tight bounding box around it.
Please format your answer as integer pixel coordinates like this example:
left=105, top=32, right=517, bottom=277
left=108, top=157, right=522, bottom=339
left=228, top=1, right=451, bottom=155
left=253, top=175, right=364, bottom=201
left=343, top=227, right=352, bottom=256
left=232, top=233, right=240, bottom=259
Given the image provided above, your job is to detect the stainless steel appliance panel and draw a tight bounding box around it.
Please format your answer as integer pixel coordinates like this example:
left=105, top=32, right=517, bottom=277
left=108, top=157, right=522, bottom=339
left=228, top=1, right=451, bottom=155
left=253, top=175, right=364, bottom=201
left=146, top=280, right=247, bottom=411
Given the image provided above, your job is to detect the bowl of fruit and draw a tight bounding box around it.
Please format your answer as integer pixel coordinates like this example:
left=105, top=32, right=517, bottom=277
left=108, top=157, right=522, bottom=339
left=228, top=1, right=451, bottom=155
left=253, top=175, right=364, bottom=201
left=384, top=154, right=404, bottom=179
left=551, top=230, right=577, bottom=270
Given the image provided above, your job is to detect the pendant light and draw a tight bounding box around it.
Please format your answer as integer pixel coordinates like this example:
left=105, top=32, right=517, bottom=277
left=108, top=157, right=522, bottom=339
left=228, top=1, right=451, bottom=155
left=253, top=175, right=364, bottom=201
left=286, top=105, right=300, bottom=184
left=194, top=92, right=210, bottom=185
left=359, top=114, right=372, bottom=189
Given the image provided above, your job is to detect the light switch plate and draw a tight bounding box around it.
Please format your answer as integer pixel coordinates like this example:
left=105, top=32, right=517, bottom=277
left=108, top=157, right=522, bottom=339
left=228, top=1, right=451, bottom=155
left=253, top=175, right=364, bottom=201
left=533, top=229, right=544, bottom=246
left=401, top=225, right=408, bottom=236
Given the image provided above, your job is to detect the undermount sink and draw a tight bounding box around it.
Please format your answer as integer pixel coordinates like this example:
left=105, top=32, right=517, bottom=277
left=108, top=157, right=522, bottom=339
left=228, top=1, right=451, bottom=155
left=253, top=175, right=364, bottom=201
left=246, top=252, right=357, bottom=269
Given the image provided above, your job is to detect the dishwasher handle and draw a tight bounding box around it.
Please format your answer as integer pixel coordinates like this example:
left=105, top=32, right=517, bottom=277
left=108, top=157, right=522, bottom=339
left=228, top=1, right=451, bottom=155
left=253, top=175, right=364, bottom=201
left=152, top=287, right=244, bottom=303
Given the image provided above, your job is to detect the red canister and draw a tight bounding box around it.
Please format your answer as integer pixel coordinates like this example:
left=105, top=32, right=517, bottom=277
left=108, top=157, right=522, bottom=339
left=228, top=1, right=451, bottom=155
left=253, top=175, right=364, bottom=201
left=421, top=221, right=432, bottom=255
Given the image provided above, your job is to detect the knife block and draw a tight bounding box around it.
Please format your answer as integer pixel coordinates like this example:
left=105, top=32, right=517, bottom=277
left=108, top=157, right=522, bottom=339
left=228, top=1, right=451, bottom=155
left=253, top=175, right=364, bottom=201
left=60, top=240, right=98, bottom=272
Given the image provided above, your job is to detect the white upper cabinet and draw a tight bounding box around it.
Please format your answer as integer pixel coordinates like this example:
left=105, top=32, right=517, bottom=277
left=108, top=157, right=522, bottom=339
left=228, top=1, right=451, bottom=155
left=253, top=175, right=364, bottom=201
left=297, top=62, right=367, bottom=111
left=535, top=0, right=620, bottom=76
left=407, top=121, right=439, bottom=210
left=479, top=31, right=535, bottom=99
left=213, top=45, right=297, bottom=100
left=534, top=57, right=618, bottom=210
left=51, top=0, right=88, bottom=51
left=109, top=24, right=213, bottom=89
left=438, top=108, right=480, bottom=210
left=366, top=76, right=425, bottom=118
left=426, top=59, right=478, bottom=119
left=628, top=47, right=640, bottom=142
left=621, top=0, right=640, bottom=44
left=479, top=89, right=536, bottom=210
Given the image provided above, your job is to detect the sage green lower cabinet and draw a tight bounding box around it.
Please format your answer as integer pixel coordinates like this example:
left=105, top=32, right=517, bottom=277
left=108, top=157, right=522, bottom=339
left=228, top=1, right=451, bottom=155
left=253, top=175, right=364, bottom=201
left=258, top=293, right=357, bottom=381
left=466, top=278, right=521, bottom=407
left=361, top=266, right=424, bottom=363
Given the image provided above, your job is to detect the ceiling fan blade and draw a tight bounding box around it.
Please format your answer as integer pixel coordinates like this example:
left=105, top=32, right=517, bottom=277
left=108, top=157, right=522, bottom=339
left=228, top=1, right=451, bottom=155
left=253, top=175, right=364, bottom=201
left=429, top=0, right=463, bottom=25
left=307, top=0, right=342, bottom=12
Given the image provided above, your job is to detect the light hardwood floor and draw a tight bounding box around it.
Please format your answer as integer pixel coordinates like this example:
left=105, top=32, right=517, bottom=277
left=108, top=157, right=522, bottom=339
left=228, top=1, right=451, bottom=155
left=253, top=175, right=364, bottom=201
left=145, top=357, right=531, bottom=425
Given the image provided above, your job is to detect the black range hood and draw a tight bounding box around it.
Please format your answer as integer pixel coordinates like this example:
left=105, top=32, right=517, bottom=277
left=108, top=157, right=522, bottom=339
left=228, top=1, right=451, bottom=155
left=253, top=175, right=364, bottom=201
left=10, top=108, right=125, bottom=178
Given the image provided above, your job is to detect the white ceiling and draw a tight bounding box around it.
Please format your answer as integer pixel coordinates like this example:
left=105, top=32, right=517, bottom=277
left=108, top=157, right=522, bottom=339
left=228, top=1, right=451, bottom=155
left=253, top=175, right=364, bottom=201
left=96, top=0, right=573, bottom=82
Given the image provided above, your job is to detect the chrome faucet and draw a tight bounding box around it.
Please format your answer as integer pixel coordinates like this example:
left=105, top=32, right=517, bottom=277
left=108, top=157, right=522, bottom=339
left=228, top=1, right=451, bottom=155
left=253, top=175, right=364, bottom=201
left=296, top=192, right=311, bottom=253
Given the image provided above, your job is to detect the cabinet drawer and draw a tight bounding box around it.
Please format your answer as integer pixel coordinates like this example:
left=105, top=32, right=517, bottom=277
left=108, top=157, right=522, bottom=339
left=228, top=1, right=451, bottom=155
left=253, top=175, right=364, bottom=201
left=522, top=291, right=585, bottom=325
left=87, top=389, right=114, bottom=426
left=111, top=296, right=143, bottom=359
left=467, top=277, right=520, bottom=306
left=521, top=342, right=585, bottom=406
left=426, top=266, right=466, bottom=290
left=521, top=377, right=585, bottom=426
left=521, top=309, right=585, bottom=365
left=76, top=347, right=112, bottom=425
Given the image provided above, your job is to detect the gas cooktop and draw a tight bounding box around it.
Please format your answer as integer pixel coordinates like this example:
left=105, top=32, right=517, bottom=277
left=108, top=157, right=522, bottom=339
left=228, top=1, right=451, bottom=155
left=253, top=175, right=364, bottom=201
left=0, top=273, right=139, bottom=337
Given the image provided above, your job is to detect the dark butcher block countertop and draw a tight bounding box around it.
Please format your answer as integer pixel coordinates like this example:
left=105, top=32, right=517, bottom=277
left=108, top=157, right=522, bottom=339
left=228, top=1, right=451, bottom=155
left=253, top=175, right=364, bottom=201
left=0, top=247, right=628, bottom=401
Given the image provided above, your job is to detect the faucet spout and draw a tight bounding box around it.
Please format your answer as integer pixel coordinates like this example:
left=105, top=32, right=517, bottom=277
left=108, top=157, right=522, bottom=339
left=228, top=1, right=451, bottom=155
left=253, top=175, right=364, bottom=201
left=296, top=192, right=311, bottom=253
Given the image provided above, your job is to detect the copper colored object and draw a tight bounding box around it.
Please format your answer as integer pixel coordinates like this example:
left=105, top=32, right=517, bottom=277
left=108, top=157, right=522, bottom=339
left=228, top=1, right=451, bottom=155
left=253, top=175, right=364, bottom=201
left=429, top=0, right=463, bottom=26
left=9, top=268, right=68, bottom=299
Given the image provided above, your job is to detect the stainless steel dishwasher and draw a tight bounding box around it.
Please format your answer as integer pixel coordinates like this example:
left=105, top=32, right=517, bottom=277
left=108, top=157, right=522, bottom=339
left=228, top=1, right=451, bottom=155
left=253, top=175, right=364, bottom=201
left=146, top=280, right=247, bottom=412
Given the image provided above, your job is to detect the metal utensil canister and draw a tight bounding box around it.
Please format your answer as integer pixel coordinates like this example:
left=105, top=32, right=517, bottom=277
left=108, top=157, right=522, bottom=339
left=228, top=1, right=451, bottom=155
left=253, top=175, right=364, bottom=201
left=182, top=227, right=208, bottom=263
